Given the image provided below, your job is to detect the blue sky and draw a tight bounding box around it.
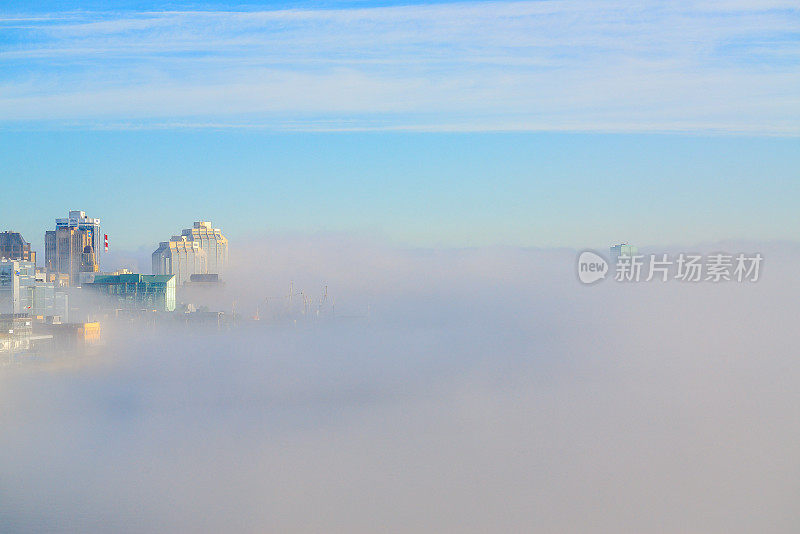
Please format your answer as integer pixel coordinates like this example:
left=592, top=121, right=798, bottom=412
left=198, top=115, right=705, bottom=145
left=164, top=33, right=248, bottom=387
left=1, top=1, right=798, bottom=251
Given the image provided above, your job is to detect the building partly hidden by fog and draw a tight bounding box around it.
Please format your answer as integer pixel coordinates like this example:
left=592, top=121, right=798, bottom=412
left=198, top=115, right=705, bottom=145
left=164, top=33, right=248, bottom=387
left=45, top=211, right=101, bottom=285
left=0, top=259, right=69, bottom=319
left=152, top=222, right=228, bottom=286
left=84, top=274, right=176, bottom=312
left=610, top=243, right=638, bottom=263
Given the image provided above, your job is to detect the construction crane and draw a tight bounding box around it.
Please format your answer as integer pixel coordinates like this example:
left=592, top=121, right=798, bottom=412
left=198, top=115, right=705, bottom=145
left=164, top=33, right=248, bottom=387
left=257, top=282, right=335, bottom=323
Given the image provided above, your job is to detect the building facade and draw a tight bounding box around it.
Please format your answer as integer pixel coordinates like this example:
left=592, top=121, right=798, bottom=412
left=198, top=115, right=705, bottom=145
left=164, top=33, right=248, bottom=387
left=45, top=211, right=101, bottom=285
left=58, top=211, right=102, bottom=264
left=180, top=222, right=228, bottom=275
left=0, top=231, right=36, bottom=263
left=0, top=259, right=66, bottom=318
left=152, top=222, right=227, bottom=285
left=152, top=236, right=207, bottom=286
left=85, top=274, right=176, bottom=312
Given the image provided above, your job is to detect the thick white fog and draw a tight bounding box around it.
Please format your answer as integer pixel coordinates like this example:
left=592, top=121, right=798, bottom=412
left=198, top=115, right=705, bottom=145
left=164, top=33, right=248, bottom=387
left=1, top=237, right=798, bottom=533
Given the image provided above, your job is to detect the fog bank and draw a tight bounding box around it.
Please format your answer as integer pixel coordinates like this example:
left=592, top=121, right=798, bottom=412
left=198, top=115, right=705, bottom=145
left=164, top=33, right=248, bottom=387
left=1, top=238, right=798, bottom=533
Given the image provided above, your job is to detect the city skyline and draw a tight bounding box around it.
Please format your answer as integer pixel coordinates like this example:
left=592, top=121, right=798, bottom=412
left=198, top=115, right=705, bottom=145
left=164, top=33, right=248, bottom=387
left=2, top=3, right=799, bottom=532
left=1, top=1, right=798, bottom=251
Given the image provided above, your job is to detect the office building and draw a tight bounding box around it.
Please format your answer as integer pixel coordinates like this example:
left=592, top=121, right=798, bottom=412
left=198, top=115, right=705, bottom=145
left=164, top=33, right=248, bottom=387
left=45, top=211, right=102, bottom=285
left=180, top=222, right=228, bottom=275
left=0, top=260, right=23, bottom=314
left=152, top=221, right=228, bottom=286
left=0, top=259, right=66, bottom=318
left=58, top=211, right=102, bottom=262
left=81, top=245, right=99, bottom=274
left=152, top=236, right=207, bottom=286
left=84, top=273, right=176, bottom=312
left=0, top=231, right=36, bottom=263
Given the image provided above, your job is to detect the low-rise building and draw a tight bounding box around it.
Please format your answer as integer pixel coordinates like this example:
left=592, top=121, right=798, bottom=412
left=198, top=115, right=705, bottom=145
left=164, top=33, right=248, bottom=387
left=0, top=314, right=33, bottom=353
left=84, top=273, right=176, bottom=312
left=185, top=273, right=225, bottom=287
left=37, top=321, right=100, bottom=349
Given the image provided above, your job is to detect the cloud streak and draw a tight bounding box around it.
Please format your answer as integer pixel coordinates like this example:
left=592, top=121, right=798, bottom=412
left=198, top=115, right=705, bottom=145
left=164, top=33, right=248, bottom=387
left=1, top=1, right=799, bottom=133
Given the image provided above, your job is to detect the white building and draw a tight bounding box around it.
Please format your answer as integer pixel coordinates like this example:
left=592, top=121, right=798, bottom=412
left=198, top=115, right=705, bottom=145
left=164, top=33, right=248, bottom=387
left=152, top=236, right=207, bottom=286
left=152, top=222, right=228, bottom=286
left=0, top=259, right=66, bottom=318
left=180, top=222, right=228, bottom=275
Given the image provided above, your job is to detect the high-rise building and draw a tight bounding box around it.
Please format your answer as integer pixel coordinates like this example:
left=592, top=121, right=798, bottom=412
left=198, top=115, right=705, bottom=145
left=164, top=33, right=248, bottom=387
left=152, top=221, right=227, bottom=285
left=152, top=236, right=207, bottom=286
left=81, top=245, right=99, bottom=274
left=45, top=211, right=101, bottom=285
left=0, top=231, right=36, bottom=264
left=180, top=222, right=228, bottom=275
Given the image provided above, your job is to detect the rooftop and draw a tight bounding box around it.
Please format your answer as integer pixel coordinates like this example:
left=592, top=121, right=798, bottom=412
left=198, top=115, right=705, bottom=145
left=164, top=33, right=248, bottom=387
left=89, top=274, right=175, bottom=285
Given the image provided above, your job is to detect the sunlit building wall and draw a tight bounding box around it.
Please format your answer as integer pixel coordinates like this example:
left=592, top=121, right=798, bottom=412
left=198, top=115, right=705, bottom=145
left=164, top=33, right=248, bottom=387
left=45, top=211, right=101, bottom=285
left=180, top=221, right=228, bottom=275
left=152, top=236, right=207, bottom=286
left=57, top=211, right=102, bottom=266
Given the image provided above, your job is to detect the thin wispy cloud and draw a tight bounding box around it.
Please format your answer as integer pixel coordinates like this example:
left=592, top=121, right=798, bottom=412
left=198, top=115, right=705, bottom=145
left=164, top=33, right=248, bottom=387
left=0, top=1, right=798, bottom=132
